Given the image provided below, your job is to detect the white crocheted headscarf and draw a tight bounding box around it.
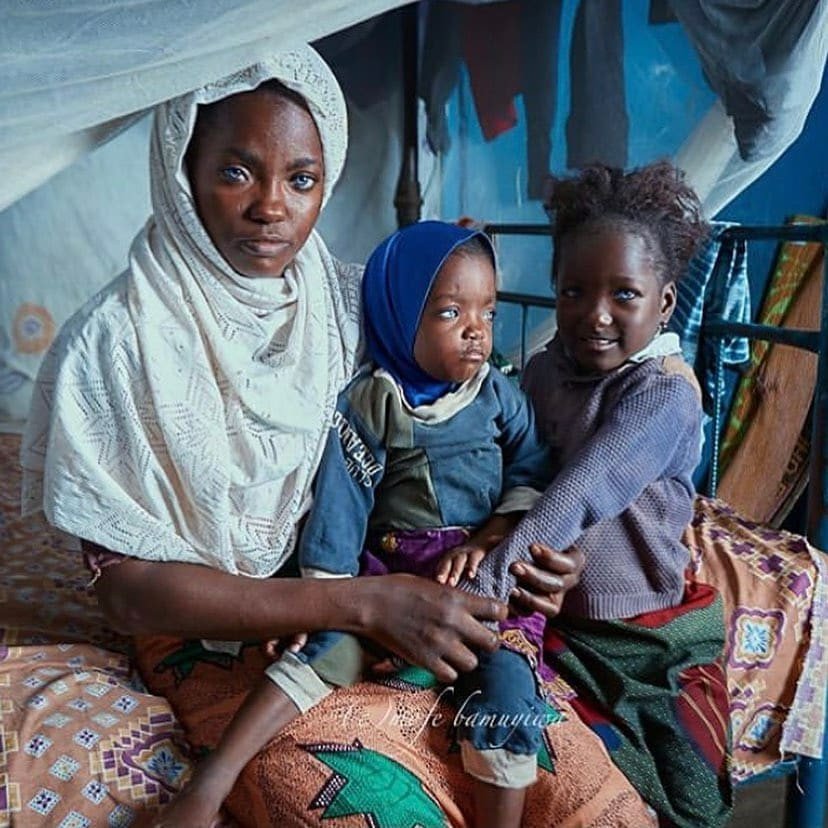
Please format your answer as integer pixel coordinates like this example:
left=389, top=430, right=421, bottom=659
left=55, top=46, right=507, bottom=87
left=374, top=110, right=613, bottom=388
left=22, top=45, right=362, bottom=577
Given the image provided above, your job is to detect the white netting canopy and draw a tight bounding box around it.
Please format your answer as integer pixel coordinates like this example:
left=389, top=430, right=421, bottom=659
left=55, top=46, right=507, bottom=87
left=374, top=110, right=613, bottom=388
left=1, top=0, right=826, bottom=427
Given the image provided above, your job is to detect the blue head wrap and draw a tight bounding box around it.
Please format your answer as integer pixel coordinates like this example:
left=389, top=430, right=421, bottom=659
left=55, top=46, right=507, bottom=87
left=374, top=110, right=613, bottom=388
left=362, top=220, right=495, bottom=407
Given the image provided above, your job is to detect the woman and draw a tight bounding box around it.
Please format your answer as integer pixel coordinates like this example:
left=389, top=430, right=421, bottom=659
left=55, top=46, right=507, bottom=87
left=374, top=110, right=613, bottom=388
left=19, top=46, right=641, bottom=827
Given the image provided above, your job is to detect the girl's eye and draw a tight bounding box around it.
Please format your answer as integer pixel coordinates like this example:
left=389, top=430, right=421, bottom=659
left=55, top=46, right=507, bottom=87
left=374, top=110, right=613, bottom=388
left=292, top=173, right=318, bottom=192
left=220, top=166, right=248, bottom=184
left=559, top=287, right=580, bottom=299
left=483, top=308, right=496, bottom=322
left=437, top=308, right=459, bottom=320
left=615, top=288, right=638, bottom=301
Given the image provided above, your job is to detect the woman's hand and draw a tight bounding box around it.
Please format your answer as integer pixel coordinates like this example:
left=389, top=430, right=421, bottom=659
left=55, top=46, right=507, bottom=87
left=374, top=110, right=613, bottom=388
left=352, top=574, right=506, bottom=684
left=93, top=555, right=507, bottom=684
left=508, top=543, right=584, bottom=618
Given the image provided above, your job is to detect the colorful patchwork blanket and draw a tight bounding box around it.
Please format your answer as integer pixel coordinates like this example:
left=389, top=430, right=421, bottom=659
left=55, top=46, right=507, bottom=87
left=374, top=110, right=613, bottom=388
left=0, top=434, right=824, bottom=826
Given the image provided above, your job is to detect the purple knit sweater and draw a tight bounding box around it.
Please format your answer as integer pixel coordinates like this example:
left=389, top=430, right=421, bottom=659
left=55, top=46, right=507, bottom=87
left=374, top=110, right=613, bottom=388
left=469, top=336, right=702, bottom=620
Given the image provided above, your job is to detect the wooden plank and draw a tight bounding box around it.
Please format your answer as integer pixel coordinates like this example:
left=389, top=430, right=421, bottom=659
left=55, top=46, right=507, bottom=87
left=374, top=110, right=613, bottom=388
left=717, top=253, right=823, bottom=523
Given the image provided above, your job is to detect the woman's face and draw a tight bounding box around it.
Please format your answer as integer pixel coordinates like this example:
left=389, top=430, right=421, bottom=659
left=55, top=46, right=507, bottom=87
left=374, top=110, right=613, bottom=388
left=187, top=87, right=324, bottom=278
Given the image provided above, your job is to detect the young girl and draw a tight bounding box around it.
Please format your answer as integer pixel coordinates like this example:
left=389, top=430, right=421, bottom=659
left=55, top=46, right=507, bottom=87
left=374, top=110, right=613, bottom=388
left=468, top=160, right=733, bottom=827
left=156, top=220, right=559, bottom=828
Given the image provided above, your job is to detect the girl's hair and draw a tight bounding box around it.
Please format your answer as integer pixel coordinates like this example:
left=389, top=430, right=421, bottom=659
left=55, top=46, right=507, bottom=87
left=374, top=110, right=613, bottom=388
left=543, top=160, right=710, bottom=285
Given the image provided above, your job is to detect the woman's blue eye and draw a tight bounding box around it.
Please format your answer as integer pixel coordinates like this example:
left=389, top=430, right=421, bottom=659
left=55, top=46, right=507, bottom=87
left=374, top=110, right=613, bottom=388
left=292, top=173, right=317, bottom=192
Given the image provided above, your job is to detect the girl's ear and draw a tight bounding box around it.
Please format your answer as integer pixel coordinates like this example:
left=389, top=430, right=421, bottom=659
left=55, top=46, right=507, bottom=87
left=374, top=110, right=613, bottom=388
left=660, top=280, right=677, bottom=323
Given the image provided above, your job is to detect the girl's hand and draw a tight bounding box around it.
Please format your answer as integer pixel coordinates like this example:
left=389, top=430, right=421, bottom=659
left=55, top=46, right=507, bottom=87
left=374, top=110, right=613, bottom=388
left=435, top=544, right=487, bottom=585
left=509, top=543, right=584, bottom=618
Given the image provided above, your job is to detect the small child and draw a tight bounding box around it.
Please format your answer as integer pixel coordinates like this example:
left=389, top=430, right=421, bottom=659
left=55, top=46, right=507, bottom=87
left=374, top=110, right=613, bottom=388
left=468, top=160, right=733, bottom=826
left=157, top=220, right=558, bottom=828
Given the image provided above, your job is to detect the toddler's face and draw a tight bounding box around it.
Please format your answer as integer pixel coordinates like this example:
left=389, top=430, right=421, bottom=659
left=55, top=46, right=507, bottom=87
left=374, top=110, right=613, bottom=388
left=555, top=227, right=676, bottom=374
left=413, top=252, right=496, bottom=384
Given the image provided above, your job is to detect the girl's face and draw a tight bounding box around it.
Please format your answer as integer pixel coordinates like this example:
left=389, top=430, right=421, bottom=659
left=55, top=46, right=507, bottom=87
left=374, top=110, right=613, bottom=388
left=413, top=252, right=497, bottom=384
left=555, top=226, right=676, bottom=374
left=187, top=87, right=324, bottom=278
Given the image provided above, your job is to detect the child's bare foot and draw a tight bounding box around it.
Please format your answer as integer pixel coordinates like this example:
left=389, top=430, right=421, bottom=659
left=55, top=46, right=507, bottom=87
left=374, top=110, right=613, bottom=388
left=149, top=756, right=236, bottom=828
left=150, top=786, right=221, bottom=827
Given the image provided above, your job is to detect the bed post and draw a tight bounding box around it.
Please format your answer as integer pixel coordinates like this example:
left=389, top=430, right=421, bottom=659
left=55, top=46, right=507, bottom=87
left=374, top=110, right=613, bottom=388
left=394, top=2, right=422, bottom=228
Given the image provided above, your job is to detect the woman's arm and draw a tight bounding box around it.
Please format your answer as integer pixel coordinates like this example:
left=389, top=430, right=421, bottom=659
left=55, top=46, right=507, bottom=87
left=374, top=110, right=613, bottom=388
left=94, top=541, right=582, bottom=682
left=95, top=556, right=504, bottom=682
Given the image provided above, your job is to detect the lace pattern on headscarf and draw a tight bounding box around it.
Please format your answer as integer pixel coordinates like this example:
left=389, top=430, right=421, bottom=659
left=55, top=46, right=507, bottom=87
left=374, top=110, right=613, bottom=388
left=21, top=46, right=361, bottom=577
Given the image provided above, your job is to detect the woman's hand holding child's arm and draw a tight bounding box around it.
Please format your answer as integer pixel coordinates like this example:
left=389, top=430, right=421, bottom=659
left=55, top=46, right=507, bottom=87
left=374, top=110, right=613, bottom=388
left=508, top=542, right=584, bottom=617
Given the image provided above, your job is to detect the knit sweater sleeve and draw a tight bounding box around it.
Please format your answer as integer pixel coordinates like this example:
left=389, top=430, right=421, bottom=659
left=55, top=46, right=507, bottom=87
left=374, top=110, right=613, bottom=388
left=297, top=379, right=387, bottom=577
left=498, top=372, right=699, bottom=558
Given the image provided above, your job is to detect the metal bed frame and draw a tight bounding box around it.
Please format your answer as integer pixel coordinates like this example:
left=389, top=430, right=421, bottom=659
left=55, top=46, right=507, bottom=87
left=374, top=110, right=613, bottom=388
left=482, top=220, right=828, bottom=828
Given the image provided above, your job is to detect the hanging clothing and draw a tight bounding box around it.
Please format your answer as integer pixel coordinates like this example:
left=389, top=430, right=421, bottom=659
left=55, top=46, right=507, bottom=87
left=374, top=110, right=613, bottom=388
left=565, top=0, right=628, bottom=170
left=667, top=221, right=751, bottom=413
left=314, top=13, right=399, bottom=110
left=668, top=0, right=827, bottom=162
left=20, top=46, right=362, bottom=578
left=420, top=0, right=464, bottom=157
left=421, top=0, right=627, bottom=198
left=459, top=0, right=562, bottom=197
left=421, top=0, right=562, bottom=198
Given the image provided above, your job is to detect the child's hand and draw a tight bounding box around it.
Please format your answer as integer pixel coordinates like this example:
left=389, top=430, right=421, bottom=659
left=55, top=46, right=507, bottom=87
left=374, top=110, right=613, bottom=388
left=435, top=514, right=521, bottom=586
left=261, top=632, right=308, bottom=660
left=435, top=544, right=487, bottom=586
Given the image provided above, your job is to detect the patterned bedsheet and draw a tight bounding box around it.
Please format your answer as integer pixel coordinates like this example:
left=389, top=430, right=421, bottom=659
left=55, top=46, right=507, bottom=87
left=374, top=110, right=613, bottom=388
left=0, top=438, right=193, bottom=827
left=0, top=433, right=825, bottom=826
left=687, top=498, right=827, bottom=777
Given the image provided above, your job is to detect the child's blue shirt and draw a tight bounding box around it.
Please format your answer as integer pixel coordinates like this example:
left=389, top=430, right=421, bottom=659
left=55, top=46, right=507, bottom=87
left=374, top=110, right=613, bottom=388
left=298, top=364, right=550, bottom=576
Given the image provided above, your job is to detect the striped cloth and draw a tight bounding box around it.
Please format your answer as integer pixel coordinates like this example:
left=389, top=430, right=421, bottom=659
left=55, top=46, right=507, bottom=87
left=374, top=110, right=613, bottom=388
left=668, top=221, right=751, bottom=413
